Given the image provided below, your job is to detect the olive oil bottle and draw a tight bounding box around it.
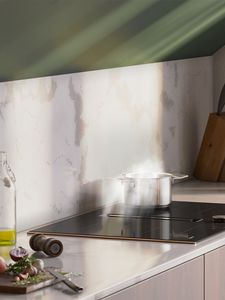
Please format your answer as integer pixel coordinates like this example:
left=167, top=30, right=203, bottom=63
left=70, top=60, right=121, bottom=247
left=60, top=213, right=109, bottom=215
left=0, top=152, right=16, bottom=246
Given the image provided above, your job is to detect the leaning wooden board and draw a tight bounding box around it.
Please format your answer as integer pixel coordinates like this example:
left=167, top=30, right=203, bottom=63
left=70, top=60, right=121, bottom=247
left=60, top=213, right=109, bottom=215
left=0, top=271, right=60, bottom=294
left=194, top=113, right=225, bottom=181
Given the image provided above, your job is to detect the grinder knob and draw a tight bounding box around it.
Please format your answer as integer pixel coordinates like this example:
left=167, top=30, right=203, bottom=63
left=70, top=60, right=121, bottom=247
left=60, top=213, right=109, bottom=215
left=29, top=234, right=63, bottom=257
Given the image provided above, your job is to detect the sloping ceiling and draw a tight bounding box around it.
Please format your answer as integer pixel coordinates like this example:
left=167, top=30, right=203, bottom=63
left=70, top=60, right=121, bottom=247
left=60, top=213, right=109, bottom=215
left=1, top=0, right=225, bottom=81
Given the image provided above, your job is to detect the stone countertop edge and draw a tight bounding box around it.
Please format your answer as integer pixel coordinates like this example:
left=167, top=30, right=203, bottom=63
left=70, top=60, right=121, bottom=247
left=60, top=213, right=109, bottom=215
left=95, top=233, right=225, bottom=299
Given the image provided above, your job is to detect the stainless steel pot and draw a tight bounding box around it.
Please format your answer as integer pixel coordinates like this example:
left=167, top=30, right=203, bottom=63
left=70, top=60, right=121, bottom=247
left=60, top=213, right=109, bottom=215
left=119, top=172, right=188, bottom=208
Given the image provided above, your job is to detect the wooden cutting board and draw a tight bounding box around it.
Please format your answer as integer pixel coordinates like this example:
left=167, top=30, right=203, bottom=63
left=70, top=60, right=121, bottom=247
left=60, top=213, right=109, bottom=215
left=0, top=271, right=60, bottom=294
left=194, top=113, right=225, bottom=181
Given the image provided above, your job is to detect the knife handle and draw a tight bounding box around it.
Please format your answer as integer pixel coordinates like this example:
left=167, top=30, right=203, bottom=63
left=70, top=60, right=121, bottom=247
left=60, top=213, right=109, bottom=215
left=62, top=278, right=83, bottom=292
left=217, top=83, right=225, bottom=115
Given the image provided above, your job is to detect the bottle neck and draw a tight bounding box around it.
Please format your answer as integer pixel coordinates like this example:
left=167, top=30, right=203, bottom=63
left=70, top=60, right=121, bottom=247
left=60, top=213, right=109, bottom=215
left=0, top=152, right=16, bottom=183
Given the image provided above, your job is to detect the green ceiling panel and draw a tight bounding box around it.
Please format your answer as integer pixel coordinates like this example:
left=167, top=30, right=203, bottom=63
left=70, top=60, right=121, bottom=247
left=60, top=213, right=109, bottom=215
left=0, top=0, right=225, bottom=81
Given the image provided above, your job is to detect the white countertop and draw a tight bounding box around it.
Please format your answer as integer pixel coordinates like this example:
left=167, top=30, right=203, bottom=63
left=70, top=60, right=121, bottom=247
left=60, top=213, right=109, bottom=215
left=0, top=228, right=225, bottom=300
left=1, top=180, right=225, bottom=300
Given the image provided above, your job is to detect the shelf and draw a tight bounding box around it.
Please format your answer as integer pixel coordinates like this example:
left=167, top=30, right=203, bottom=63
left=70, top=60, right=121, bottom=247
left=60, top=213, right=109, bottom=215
left=172, top=179, right=225, bottom=203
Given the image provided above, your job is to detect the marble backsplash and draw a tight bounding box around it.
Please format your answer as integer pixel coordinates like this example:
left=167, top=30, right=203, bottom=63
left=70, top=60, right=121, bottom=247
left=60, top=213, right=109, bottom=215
left=0, top=56, right=213, bottom=231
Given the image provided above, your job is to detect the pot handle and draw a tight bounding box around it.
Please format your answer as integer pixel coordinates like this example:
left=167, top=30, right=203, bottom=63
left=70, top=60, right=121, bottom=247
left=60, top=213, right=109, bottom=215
left=110, top=173, right=188, bottom=181
left=159, top=172, right=188, bottom=181
left=171, top=173, right=188, bottom=180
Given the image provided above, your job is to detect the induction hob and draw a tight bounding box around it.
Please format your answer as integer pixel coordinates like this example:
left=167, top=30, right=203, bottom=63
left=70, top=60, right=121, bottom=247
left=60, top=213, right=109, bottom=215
left=28, top=201, right=225, bottom=244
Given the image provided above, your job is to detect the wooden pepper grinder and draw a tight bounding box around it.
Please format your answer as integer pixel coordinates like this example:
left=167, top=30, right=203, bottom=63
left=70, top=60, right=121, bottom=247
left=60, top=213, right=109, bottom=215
left=29, top=234, right=63, bottom=257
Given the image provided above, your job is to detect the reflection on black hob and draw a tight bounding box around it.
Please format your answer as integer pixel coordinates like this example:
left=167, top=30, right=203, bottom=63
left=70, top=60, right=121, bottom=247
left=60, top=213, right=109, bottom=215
left=28, top=201, right=225, bottom=244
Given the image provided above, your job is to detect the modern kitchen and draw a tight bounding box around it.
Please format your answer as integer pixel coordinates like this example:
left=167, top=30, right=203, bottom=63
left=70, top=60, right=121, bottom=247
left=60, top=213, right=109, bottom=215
left=1, top=0, right=225, bottom=299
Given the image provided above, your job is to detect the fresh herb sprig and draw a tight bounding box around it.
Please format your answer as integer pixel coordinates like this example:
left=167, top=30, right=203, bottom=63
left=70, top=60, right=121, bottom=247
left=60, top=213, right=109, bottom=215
left=13, top=273, right=52, bottom=286
left=7, top=255, right=36, bottom=275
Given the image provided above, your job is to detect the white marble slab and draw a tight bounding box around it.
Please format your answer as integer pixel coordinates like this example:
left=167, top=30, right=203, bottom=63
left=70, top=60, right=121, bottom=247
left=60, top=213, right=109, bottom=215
left=0, top=55, right=213, bottom=232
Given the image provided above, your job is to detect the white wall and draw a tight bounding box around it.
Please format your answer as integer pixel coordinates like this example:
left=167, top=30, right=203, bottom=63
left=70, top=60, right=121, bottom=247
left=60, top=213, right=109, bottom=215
left=0, top=56, right=213, bottom=231
left=80, top=57, right=212, bottom=181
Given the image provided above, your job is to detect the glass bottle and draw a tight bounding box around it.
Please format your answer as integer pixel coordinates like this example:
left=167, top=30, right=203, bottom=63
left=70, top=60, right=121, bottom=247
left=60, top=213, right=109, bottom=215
left=0, top=152, right=16, bottom=246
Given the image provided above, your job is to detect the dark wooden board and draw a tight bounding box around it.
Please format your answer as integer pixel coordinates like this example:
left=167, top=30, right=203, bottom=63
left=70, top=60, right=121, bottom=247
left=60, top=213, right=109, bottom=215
left=0, top=272, right=61, bottom=294
left=194, top=113, right=225, bottom=182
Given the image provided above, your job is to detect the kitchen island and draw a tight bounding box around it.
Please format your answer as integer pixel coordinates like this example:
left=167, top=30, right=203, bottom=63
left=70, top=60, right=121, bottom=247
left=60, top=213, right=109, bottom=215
left=0, top=227, right=224, bottom=300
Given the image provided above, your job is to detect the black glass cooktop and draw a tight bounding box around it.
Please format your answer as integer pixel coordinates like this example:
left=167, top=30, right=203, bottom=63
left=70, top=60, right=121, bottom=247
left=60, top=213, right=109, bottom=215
left=28, top=201, right=225, bottom=244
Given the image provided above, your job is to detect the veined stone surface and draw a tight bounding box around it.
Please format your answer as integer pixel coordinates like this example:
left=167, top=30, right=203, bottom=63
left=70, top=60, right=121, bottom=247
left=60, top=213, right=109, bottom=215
left=0, top=56, right=213, bottom=230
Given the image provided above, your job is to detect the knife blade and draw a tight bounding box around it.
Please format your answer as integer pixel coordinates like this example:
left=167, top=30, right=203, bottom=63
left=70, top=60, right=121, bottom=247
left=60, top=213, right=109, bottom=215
left=47, top=269, right=83, bottom=293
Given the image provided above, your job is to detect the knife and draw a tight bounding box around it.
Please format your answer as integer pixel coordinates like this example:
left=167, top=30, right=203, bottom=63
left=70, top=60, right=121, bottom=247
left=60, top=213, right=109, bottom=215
left=217, top=83, right=225, bottom=115
left=47, top=269, right=83, bottom=293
